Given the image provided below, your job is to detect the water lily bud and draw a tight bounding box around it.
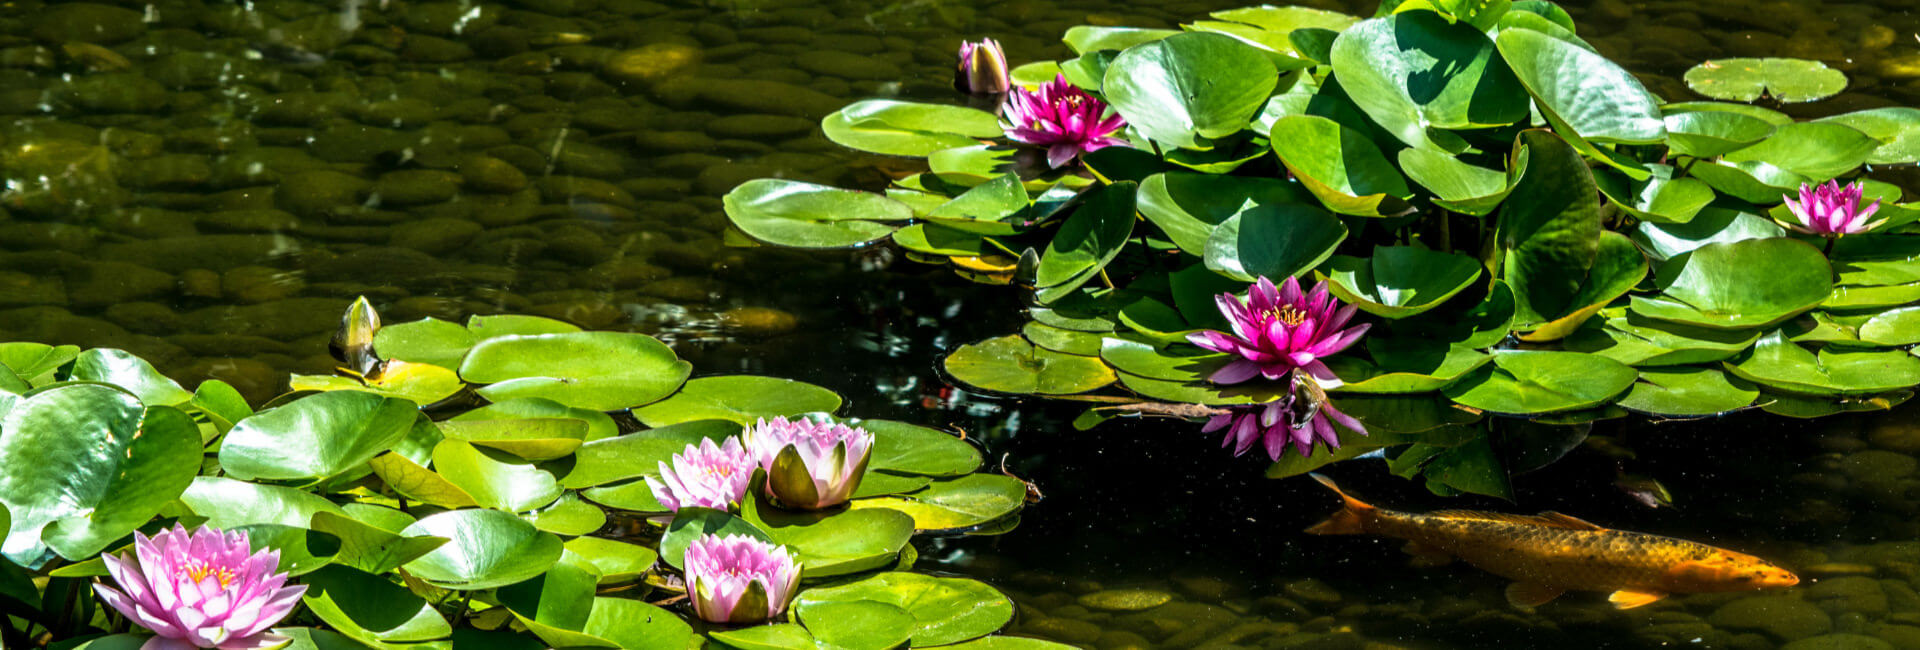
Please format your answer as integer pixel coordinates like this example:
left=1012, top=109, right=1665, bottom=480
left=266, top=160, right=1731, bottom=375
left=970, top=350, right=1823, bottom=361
left=743, top=416, right=873, bottom=510
left=93, top=524, right=308, bottom=650
left=329, top=295, right=382, bottom=377
left=1780, top=180, right=1885, bottom=237
left=684, top=534, right=800, bottom=624
left=956, top=38, right=1011, bottom=95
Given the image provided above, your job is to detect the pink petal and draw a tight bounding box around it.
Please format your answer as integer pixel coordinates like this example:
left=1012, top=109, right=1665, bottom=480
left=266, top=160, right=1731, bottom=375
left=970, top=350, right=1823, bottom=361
left=1209, top=360, right=1261, bottom=384
left=140, top=636, right=199, bottom=650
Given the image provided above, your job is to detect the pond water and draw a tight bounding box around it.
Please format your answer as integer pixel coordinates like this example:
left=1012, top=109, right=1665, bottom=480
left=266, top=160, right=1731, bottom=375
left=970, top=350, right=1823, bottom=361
left=6, top=0, right=1920, bottom=647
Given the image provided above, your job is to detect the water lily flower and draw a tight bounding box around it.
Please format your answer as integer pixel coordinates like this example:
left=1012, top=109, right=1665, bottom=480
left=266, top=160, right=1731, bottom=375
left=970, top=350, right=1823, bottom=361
left=683, top=533, right=801, bottom=625
left=1203, top=391, right=1366, bottom=461
left=1780, top=180, right=1885, bottom=236
left=1002, top=74, right=1129, bottom=169
left=647, top=437, right=757, bottom=512
left=955, top=38, right=1010, bottom=95
left=742, top=416, right=873, bottom=510
left=93, top=524, right=307, bottom=650
left=1186, top=276, right=1370, bottom=387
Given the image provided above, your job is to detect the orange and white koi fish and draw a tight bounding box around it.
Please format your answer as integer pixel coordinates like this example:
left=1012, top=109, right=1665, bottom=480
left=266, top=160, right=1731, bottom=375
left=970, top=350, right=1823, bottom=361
left=1304, top=474, right=1798, bottom=609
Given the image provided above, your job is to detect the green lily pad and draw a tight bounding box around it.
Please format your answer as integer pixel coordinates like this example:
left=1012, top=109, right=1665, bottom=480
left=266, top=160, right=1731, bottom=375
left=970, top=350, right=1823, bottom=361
left=1022, top=322, right=1108, bottom=356
left=1683, top=57, right=1848, bottom=103
left=745, top=505, right=914, bottom=577
left=1136, top=172, right=1313, bottom=255
left=301, top=565, right=452, bottom=645
left=633, top=376, right=842, bottom=427
left=1859, top=306, right=1920, bottom=346
left=558, top=419, right=741, bottom=489
left=892, top=223, right=988, bottom=257
left=1035, top=182, right=1136, bottom=303
left=432, top=440, right=562, bottom=513
left=219, top=390, right=420, bottom=483
left=454, top=398, right=618, bottom=443
left=1102, top=32, right=1278, bottom=149
left=0, top=342, right=78, bottom=387
left=307, top=511, right=445, bottom=575
left=1720, top=122, right=1879, bottom=181
left=368, top=452, right=477, bottom=509
left=1322, top=339, right=1491, bottom=394
left=1204, top=203, right=1348, bottom=282
left=1331, top=11, right=1527, bottom=149
left=928, top=145, right=1020, bottom=185
left=1633, top=207, right=1785, bottom=263
left=724, top=179, right=913, bottom=249
left=68, top=348, right=192, bottom=406
left=372, top=318, right=477, bottom=370
left=288, top=361, right=464, bottom=406
left=178, top=476, right=346, bottom=529
left=1730, top=330, right=1920, bottom=395
left=523, top=493, right=606, bottom=536
left=1496, top=28, right=1664, bottom=145
left=1631, top=238, right=1832, bottom=330
left=821, top=100, right=1001, bottom=157
left=943, top=335, right=1115, bottom=396
left=1616, top=367, right=1759, bottom=417
left=521, top=597, right=693, bottom=650
left=1063, top=26, right=1180, bottom=54
left=563, top=536, right=657, bottom=584
left=401, top=509, right=563, bottom=590
left=1441, top=350, right=1637, bottom=415
left=848, top=474, right=1025, bottom=532
left=1824, top=284, right=1920, bottom=310
left=1397, top=146, right=1522, bottom=216
left=859, top=419, right=984, bottom=477
left=793, top=572, right=1012, bottom=646
left=1565, top=313, right=1762, bottom=366
left=1323, top=246, right=1482, bottom=319
left=1593, top=165, right=1716, bottom=224
left=1818, top=107, right=1920, bottom=165
left=660, top=508, right=772, bottom=568
left=796, top=600, right=915, bottom=650
left=460, top=332, right=692, bottom=411
left=922, top=173, right=1030, bottom=236
left=1270, top=115, right=1412, bottom=216
left=1662, top=110, right=1776, bottom=159
left=1686, top=159, right=1810, bottom=204
left=437, top=418, right=587, bottom=461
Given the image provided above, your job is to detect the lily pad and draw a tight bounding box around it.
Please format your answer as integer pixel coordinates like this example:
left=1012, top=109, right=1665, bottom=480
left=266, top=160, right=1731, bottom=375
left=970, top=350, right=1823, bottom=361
left=1593, top=165, right=1716, bottom=224
left=1331, top=11, right=1527, bottom=149
left=437, top=418, right=587, bottom=461
left=724, top=179, right=913, bottom=249
left=460, top=332, right=692, bottom=411
left=563, top=536, right=657, bottom=584
left=1662, top=110, right=1776, bottom=159
left=1496, top=28, right=1664, bottom=145
left=1631, top=238, right=1832, bottom=330
left=633, top=376, right=843, bottom=427
left=1818, top=107, right=1920, bottom=165
left=860, top=420, right=984, bottom=477
left=1859, top=306, right=1920, bottom=346
left=1270, top=115, right=1412, bottom=216
left=1683, top=57, right=1848, bottom=103
left=1565, top=313, right=1762, bottom=366
left=1397, top=146, right=1522, bottom=216
left=1720, top=122, right=1879, bottom=181
left=401, top=509, right=563, bottom=590
left=301, top=565, right=452, bottom=645
left=848, top=474, right=1026, bottom=532
left=371, top=318, right=477, bottom=370
left=1442, top=350, right=1637, bottom=415
left=288, top=361, right=464, bottom=406
left=219, top=390, right=420, bottom=483
left=745, top=506, right=914, bottom=577
left=68, top=348, right=192, bottom=406
left=1322, top=246, right=1481, bottom=319
left=821, top=100, right=1002, bottom=157
left=793, top=572, right=1012, bottom=646
left=1616, top=367, right=1759, bottom=417
left=432, top=440, right=562, bottom=513
left=1035, top=182, right=1136, bottom=303
left=943, top=335, right=1116, bottom=395
left=1204, top=203, right=1348, bottom=282
left=1102, top=32, right=1278, bottom=149
left=1136, top=172, right=1313, bottom=254
left=558, top=419, right=741, bottom=489
left=796, top=600, right=915, bottom=650
left=1323, top=339, right=1491, bottom=394
left=1730, top=330, right=1920, bottom=395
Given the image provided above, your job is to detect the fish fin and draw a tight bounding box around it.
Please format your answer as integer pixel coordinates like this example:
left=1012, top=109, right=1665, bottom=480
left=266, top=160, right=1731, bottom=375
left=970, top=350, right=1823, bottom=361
left=1537, top=511, right=1604, bottom=530
left=1402, top=541, right=1452, bottom=567
left=1608, top=589, right=1668, bottom=609
left=1505, top=582, right=1565, bottom=608
left=1429, top=509, right=1604, bottom=530
left=1304, top=473, right=1376, bottom=535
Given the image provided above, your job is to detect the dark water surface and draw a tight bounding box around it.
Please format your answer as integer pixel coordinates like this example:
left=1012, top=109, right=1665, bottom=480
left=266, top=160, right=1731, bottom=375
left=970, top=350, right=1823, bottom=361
left=5, top=0, right=1920, bottom=647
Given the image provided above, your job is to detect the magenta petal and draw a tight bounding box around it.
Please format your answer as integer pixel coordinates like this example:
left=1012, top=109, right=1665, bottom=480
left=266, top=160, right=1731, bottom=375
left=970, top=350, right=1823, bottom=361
left=1186, top=330, right=1236, bottom=353
left=1210, top=359, right=1262, bottom=384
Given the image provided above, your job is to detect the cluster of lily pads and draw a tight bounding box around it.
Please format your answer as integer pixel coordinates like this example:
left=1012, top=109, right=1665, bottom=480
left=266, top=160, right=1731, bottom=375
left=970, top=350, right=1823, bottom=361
left=722, top=0, right=1920, bottom=497
left=0, top=298, right=1053, bottom=649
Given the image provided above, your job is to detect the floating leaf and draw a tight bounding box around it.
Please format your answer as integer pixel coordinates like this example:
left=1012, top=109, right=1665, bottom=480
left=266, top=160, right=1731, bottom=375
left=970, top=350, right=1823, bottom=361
left=1730, top=331, right=1920, bottom=395
left=559, top=419, right=741, bottom=490
left=1721, top=122, right=1879, bottom=181
left=793, top=572, right=1012, bottom=646
left=288, top=361, right=463, bottom=406
left=1331, top=12, right=1527, bottom=149
left=178, top=476, right=347, bottom=529
left=1270, top=115, right=1412, bottom=216
left=1323, top=339, right=1491, bottom=394
left=1101, top=32, right=1278, bottom=149
left=1616, top=367, right=1759, bottom=417
left=68, top=348, right=192, bottom=406
left=401, top=509, right=563, bottom=590
left=1136, top=172, right=1313, bottom=254
left=1662, top=110, right=1775, bottom=159
left=633, top=376, right=842, bottom=427
left=724, top=179, right=914, bottom=249
left=1035, top=182, right=1136, bottom=303
left=1323, top=246, right=1481, bottom=319
left=460, top=332, right=692, bottom=411
left=432, top=440, right=562, bottom=513
left=796, top=600, right=915, bottom=650
left=860, top=420, right=984, bottom=477
left=943, top=335, right=1116, bottom=395
left=8, top=390, right=198, bottom=564
left=302, top=565, right=452, bottom=645
left=220, top=391, right=420, bottom=483
left=1631, top=238, right=1832, bottom=330
left=746, top=506, right=914, bottom=577
left=1397, top=146, right=1522, bottom=216
left=848, top=474, right=1025, bottom=532
left=1683, top=57, right=1848, bottom=103
left=1442, top=350, right=1637, bottom=415
left=1204, top=203, right=1348, bottom=282
left=822, top=100, right=1002, bottom=157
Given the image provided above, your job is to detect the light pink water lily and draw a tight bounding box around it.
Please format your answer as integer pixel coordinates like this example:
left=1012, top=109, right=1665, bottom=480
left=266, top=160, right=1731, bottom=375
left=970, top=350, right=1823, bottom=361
left=1781, top=180, right=1885, bottom=236
left=1002, top=74, right=1129, bottom=169
left=1186, top=276, right=1370, bottom=387
left=684, top=534, right=801, bottom=625
left=1204, top=393, right=1366, bottom=461
left=955, top=38, right=1010, bottom=95
left=742, top=416, right=873, bottom=510
left=93, top=525, right=306, bottom=650
left=647, top=437, right=757, bottom=512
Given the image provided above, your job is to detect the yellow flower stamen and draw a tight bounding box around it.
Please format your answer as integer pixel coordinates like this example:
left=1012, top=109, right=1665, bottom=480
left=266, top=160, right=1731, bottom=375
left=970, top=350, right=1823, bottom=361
left=1264, top=307, right=1307, bottom=326
left=179, top=560, right=236, bottom=589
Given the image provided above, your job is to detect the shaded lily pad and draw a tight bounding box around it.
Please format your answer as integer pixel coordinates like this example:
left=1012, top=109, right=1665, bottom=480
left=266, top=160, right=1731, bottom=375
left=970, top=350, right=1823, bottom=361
left=1441, top=350, right=1637, bottom=415
left=1322, top=246, right=1481, bottom=319
left=1270, top=115, right=1412, bottom=216
left=1136, top=172, right=1313, bottom=254
left=1035, top=182, right=1136, bottom=303
left=1397, top=146, right=1522, bottom=216
left=1631, top=238, right=1832, bottom=330
left=460, top=332, right=692, bottom=411
left=793, top=572, right=1012, bottom=646
left=943, top=335, right=1115, bottom=395
left=1683, top=57, right=1847, bottom=103
left=1205, top=203, right=1347, bottom=282
left=632, top=376, right=842, bottom=427
left=1331, top=11, right=1527, bottom=149
left=1616, top=367, right=1760, bottom=417
left=1593, top=165, right=1715, bottom=224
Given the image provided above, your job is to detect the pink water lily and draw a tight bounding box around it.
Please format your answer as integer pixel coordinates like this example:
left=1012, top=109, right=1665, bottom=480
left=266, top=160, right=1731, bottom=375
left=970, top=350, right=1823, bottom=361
left=1002, top=74, right=1129, bottom=169
left=684, top=534, right=801, bottom=625
left=647, top=437, right=757, bottom=512
left=93, top=525, right=306, bottom=650
left=1186, top=276, right=1370, bottom=387
left=955, top=38, right=1010, bottom=95
left=1781, top=180, right=1885, bottom=236
left=742, top=416, right=873, bottom=510
left=1204, top=393, right=1366, bottom=461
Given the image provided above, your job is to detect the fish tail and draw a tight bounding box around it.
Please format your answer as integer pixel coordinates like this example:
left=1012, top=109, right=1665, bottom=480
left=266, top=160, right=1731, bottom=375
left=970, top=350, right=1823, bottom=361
left=1305, top=473, right=1375, bottom=535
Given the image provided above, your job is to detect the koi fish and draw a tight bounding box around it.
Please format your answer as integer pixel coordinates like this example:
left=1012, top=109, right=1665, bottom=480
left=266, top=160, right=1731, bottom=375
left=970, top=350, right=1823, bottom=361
left=1304, top=474, right=1797, bottom=609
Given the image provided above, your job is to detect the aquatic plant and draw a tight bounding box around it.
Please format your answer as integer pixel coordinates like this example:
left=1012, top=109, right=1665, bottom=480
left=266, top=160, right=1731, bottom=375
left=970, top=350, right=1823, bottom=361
left=0, top=300, right=1038, bottom=649
left=1003, top=74, right=1130, bottom=168
left=1189, top=276, right=1369, bottom=386
left=724, top=1, right=1920, bottom=498
left=1779, top=180, right=1885, bottom=237
left=683, top=534, right=802, bottom=624
left=742, top=416, right=874, bottom=510
left=1204, top=392, right=1366, bottom=461
left=94, top=525, right=306, bottom=650
left=956, top=37, right=1010, bottom=95
left=647, top=437, right=758, bottom=512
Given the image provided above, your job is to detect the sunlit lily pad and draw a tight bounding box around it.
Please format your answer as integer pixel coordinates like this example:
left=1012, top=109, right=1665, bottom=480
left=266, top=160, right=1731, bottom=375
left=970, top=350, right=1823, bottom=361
left=1720, top=122, right=1879, bottom=181
left=632, top=376, right=842, bottom=427
left=1397, top=147, right=1522, bottom=216
left=563, top=536, right=656, bottom=584
left=1630, top=238, right=1832, bottom=330
left=848, top=474, right=1025, bottom=532
left=1136, top=172, right=1313, bottom=254
left=1035, top=182, right=1136, bottom=303
left=1496, top=28, right=1664, bottom=147
left=858, top=420, right=983, bottom=477
left=1270, top=115, right=1412, bottom=216
left=559, top=419, right=741, bottom=490
left=1441, top=350, right=1637, bottom=414
left=943, top=335, right=1115, bottom=395
left=1616, top=367, right=1760, bottom=417
left=1633, top=207, right=1785, bottom=263
left=401, top=509, right=563, bottom=590
left=288, top=361, right=463, bottom=406
left=1662, top=110, right=1776, bottom=158
left=821, top=100, right=1002, bottom=157
left=1331, top=11, right=1527, bottom=149
left=724, top=179, right=913, bottom=249
left=220, top=390, right=420, bottom=483
left=1565, top=313, right=1762, bottom=366
left=1683, top=57, right=1848, bottom=103
left=0, top=342, right=78, bottom=387
left=1323, top=246, right=1481, bottom=319
left=744, top=504, right=914, bottom=577
left=372, top=318, right=477, bottom=370
left=1818, top=107, right=1920, bottom=165
left=1592, top=165, right=1715, bottom=224
left=437, top=418, right=587, bottom=461
left=432, top=440, right=562, bottom=513
left=454, top=398, right=618, bottom=442
left=1859, top=307, right=1920, bottom=346
left=1323, top=339, right=1491, bottom=394
left=1102, top=32, right=1278, bottom=149
left=1729, top=331, right=1920, bottom=395
left=793, top=572, right=1012, bottom=647
left=1205, top=203, right=1347, bottom=282
left=1824, top=284, right=1920, bottom=310
left=460, top=332, right=692, bottom=411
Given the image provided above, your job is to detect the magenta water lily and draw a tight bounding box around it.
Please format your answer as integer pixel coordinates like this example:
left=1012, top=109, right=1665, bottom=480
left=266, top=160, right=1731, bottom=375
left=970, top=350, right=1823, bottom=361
left=684, top=534, right=802, bottom=625
left=1780, top=180, right=1885, bottom=236
left=1204, top=392, right=1367, bottom=461
left=1002, top=74, right=1129, bottom=169
left=743, top=416, right=874, bottom=510
left=647, top=437, right=758, bottom=512
left=1187, top=276, right=1370, bottom=387
left=955, top=38, right=1010, bottom=95
left=94, top=525, right=306, bottom=650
